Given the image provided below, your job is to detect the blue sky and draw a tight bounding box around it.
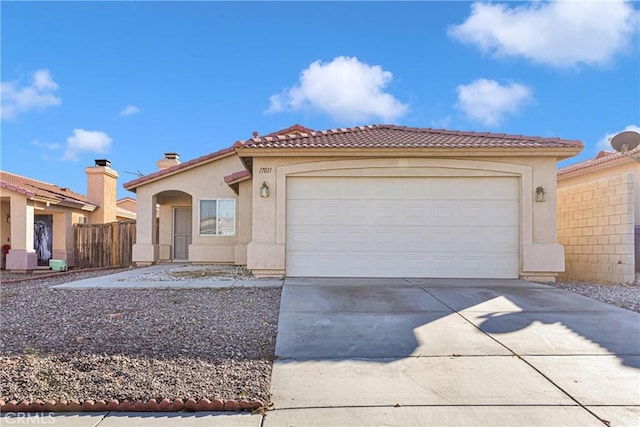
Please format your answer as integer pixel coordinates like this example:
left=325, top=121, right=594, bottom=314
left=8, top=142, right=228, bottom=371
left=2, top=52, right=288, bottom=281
left=2, top=1, right=639, bottom=200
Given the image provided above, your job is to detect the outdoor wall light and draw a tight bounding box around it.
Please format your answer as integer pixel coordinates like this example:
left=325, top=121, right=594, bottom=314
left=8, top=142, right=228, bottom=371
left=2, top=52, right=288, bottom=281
left=535, top=186, right=546, bottom=203
left=5, top=214, right=10, bottom=223
left=260, top=181, right=270, bottom=198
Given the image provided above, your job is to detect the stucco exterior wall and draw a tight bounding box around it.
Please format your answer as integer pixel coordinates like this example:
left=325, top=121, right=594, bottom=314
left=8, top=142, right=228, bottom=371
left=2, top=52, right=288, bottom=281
left=557, top=172, right=636, bottom=283
left=117, top=198, right=137, bottom=213
left=131, top=153, right=249, bottom=265
left=246, top=155, right=564, bottom=279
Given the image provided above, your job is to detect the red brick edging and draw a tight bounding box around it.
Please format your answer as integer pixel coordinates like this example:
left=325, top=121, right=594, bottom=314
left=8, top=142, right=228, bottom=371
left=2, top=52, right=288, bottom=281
left=0, top=398, right=263, bottom=412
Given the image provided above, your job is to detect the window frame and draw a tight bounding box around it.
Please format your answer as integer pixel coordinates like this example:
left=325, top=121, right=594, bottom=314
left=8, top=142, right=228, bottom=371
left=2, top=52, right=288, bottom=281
left=198, top=198, right=236, bottom=237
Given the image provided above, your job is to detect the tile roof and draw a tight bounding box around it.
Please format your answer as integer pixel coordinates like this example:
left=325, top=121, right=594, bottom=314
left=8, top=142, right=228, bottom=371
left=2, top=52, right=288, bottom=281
left=124, top=124, right=583, bottom=191
left=238, top=125, right=583, bottom=151
left=558, top=147, right=639, bottom=176
left=223, top=169, right=251, bottom=184
left=117, top=196, right=137, bottom=203
left=0, top=171, right=94, bottom=208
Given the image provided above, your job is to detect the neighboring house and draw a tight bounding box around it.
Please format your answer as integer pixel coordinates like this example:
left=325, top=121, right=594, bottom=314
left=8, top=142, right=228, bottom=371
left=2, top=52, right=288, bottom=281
left=557, top=149, right=639, bottom=283
left=124, top=124, right=582, bottom=282
left=0, top=160, right=128, bottom=271
left=116, top=196, right=137, bottom=221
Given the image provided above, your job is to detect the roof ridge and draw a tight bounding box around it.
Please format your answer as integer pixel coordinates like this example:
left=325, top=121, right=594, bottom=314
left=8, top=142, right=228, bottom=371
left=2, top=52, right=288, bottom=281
left=376, top=125, right=577, bottom=143
left=0, top=170, right=88, bottom=199
left=238, top=124, right=582, bottom=150
left=1, top=170, right=57, bottom=187
left=254, top=124, right=377, bottom=143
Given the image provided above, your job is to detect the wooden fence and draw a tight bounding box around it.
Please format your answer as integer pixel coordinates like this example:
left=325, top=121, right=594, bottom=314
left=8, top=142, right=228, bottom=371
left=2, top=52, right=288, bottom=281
left=74, top=220, right=136, bottom=268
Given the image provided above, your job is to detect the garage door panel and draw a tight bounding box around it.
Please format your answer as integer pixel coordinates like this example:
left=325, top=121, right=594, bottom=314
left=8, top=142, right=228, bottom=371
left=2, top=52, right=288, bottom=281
left=286, top=250, right=518, bottom=278
left=289, top=224, right=518, bottom=253
left=286, top=177, right=519, bottom=278
left=289, top=200, right=519, bottom=227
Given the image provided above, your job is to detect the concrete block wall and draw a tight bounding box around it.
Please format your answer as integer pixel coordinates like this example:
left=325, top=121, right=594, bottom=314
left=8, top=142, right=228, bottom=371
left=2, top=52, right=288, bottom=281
left=557, top=172, right=636, bottom=283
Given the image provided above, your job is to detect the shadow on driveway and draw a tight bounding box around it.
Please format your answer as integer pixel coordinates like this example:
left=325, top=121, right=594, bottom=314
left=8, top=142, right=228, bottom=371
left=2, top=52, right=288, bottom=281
left=275, top=277, right=640, bottom=368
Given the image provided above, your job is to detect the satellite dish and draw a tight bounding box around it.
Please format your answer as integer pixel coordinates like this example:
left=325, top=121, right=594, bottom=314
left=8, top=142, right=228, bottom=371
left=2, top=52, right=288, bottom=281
left=611, top=131, right=640, bottom=153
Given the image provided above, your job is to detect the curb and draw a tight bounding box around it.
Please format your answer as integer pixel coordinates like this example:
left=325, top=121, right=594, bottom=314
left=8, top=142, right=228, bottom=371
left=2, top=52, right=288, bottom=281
left=0, top=398, right=263, bottom=413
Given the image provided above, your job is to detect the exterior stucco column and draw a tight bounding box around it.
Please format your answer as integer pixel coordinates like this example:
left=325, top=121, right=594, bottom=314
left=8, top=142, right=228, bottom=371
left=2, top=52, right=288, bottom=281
left=51, top=211, right=74, bottom=267
left=132, top=193, right=158, bottom=266
left=6, top=195, right=37, bottom=271
left=247, top=164, right=285, bottom=276
left=522, top=160, right=565, bottom=282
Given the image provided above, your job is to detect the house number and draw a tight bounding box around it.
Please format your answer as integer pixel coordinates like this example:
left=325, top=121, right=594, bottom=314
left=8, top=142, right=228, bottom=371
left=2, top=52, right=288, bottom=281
left=259, top=168, right=272, bottom=173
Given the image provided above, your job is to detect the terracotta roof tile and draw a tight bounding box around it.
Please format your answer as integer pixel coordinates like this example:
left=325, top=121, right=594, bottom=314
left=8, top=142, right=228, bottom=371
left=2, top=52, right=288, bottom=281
left=263, top=124, right=316, bottom=137
left=124, top=124, right=582, bottom=192
left=223, top=169, right=251, bottom=184
left=558, top=147, right=639, bottom=176
left=239, top=125, right=583, bottom=150
left=0, top=171, right=92, bottom=206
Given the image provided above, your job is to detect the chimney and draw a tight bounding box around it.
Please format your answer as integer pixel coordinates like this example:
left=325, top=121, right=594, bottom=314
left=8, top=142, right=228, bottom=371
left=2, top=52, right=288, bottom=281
left=85, top=159, right=119, bottom=224
left=252, top=131, right=259, bottom=138
left=157, top=152, right=181, bottom=170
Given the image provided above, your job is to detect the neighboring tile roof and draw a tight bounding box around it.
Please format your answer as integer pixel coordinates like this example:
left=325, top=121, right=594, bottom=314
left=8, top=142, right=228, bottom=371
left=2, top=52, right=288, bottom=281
left=117, top=196, right=137, bottom=203
left=558, top=147, right=639, bottom=176
left=123, top=147, right=236, bottom=190
left=0, top=171, right=95, bottom=208
left=239, top=125, right=583, bottom=150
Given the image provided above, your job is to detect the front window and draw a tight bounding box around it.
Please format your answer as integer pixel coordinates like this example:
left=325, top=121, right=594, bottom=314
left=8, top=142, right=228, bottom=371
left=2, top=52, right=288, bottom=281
left=199, top=199, right=236, bottom=236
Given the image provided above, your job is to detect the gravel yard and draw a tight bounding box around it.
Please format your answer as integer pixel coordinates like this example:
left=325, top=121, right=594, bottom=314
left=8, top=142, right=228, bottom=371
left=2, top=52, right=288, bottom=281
left=548, top=280, right=640, bottom=313
left=0, top=266, right=281, bottom=406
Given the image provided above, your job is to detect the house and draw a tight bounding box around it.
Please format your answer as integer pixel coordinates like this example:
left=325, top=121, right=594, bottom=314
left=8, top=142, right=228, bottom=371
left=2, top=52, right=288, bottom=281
left=557, top=149, right=639, bottom=283
left=0, top=159, right=131, bottom=271
left=124, top=124, right=582, bottom=282
left=116, top=196, right=137, bottom=221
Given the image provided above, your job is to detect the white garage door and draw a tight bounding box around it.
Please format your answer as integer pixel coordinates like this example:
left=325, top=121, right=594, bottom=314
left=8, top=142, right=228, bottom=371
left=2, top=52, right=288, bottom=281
left=286, top=176, right=519, bottom=278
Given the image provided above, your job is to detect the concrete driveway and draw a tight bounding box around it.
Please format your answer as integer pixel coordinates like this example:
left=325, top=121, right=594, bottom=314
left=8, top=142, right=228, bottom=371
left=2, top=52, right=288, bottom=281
left=266, top=278, right=640, bottom=426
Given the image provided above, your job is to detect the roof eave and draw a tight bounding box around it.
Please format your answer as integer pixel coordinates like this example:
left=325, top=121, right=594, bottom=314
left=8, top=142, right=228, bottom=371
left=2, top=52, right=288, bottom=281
left=116, top=211, right=136, bottom=220
left=558, top=154, right=639, bottom=180
left=58, top=199, right=98, bottom=211
left=236, top=147, right=583, bottom=158
left=123, top=150, right=237, bottom=191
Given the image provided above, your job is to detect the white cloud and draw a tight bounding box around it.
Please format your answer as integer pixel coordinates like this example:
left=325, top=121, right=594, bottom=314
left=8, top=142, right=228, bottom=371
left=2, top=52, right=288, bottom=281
left=449, top=0, right=639, bottom=68
left=120, top=104, right=140, bottom=116
left=430, top=116, right=452, bottom=129
left=267, top=56, right=408, bottom=124
left=31, top=139, right=61, bottom=151
left=596, top=124, right=640, bottom=151
left=456, top=78, right=533, bottom=126
left=1, top=69, right=62, bottom=120
left=63, top=129, right=113, bottom=161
